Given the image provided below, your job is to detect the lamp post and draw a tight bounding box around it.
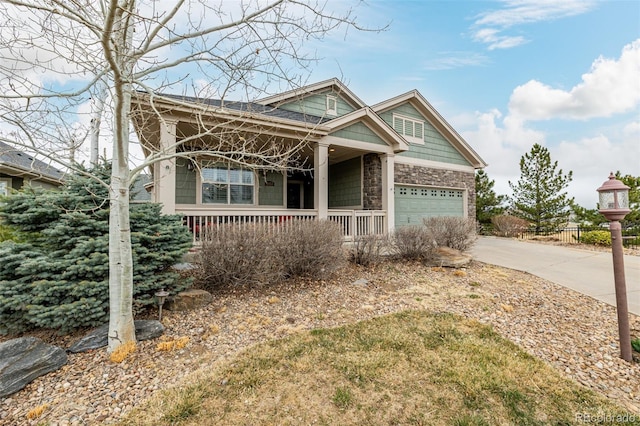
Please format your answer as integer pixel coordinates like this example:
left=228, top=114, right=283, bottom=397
left=155, top=289, right=170, bottom=322
left=597, top=173, right=632, bottom=362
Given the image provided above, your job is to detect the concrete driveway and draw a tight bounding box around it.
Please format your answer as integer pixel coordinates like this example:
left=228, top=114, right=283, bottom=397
left=471, top=237, right=640, bottom=315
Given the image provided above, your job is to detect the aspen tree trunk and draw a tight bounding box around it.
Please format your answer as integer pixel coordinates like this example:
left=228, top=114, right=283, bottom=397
left=107, top=0, right=136, bottom=353
left=90, top=79, right=107, bottom=167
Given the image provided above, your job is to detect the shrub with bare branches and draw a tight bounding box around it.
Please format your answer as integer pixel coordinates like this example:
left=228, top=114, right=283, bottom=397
left=350, top=234, right=388, bottom=266
left=197, top=220, right=345, bottom=290
left=491, top=215, right=530, bottom=237
left=423, top=217, right=477, bottom=252
left=197, top=223, right=284, bottom=290
left=279, top=220, right=345, bottom=279
left=389, top=226, right=437, bottom=261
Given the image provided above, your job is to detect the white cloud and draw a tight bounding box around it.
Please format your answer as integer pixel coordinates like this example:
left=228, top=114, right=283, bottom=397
left=423, top=52, right=490, bottom=70
left=509, top=39, right=640, bottom=120
left=461, top=108, right=640, bottom=209
left=459, top=108, right=545, bottom=201
left=474, top=0, right=596, bottom=28
left=471, top=0, right=596, bottom=50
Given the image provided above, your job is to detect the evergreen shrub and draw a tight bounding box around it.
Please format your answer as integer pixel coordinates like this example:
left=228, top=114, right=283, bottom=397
left=579, top=230, right=611, bottom=247
left=0, top=164, right=192, bottom=334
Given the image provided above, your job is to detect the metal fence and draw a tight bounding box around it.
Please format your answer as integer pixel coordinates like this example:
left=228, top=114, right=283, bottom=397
left=517, top=226, right=639, bottom=249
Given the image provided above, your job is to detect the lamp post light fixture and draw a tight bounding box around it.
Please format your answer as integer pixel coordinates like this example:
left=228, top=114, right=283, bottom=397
left=597, top=172, right=632, bottom=362
left=155, top=289, right=170, bottom=322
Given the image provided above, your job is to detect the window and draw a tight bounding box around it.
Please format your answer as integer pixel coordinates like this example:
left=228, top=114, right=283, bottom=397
left=0, top=178, right=10, bottom=197
left=326, top=95, right=337, bottom=116
left=201, top=163, right=254, bottom=205
left=392, top=114, right=424, bottom=144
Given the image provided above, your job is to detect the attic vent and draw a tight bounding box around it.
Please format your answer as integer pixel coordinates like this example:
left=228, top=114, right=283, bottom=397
left=326, top=95, right=337, bottom=116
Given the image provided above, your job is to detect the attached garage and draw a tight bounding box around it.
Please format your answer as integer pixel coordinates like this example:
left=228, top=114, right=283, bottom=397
left=394, top=185, right=464, bottom=227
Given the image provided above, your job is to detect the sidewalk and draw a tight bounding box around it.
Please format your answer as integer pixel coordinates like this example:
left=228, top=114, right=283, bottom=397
left=471, top=237, right=640, bottom=315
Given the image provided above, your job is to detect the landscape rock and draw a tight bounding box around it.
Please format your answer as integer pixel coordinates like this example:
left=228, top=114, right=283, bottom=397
left=0, top=337, right=67, bottom=398
left=171, top=262, right=196, bottom=271
left=165, top=289, right=213, bottom=312
left=68, top=320, right=165, bottom=353
left=429, top=247, right=472, bottom=268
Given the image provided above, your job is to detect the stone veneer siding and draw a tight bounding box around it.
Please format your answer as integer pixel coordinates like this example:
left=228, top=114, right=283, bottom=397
left=394, top=163, right=476, bottom=219
left=362, top=154, right=382, bottom=210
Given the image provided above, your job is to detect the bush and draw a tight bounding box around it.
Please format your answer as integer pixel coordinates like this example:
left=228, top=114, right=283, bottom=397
left=423, top=217, right=477, bottom=252
left=491, top=215, right=530, bottom=237
left=350, top=234, right=388, bottom=266
left=389, top=226, right=437, bottom=261
left=198, top=223, right=285, bottom=290
left=279, top=220, right=345, bottom=279
left=0, top=223, right=23, bottom=242
left=196, top=220, right=345, bottom=291
left=579, top=230, right=611, bottom=246
left=0, top=164, right=192, bottom=334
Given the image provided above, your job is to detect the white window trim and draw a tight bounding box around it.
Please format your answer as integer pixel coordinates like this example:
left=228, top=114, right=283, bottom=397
left=326, top=95, right=338, bottom=116
left=0, top=178, right=10, bottom=197
left=393, top=113, right=425, bottom=145
left=199, top=163, right=257, bottom=206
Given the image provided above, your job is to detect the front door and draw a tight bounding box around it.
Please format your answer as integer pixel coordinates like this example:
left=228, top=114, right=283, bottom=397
left=287, top=181, right=303, bottom=209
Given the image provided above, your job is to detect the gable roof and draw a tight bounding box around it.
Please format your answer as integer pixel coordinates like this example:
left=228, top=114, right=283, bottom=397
left=324, top=107, right=409, bottom=153
left=372, top=90, right=487, bottom=169
left=257, top=78, right=366, bottom=111
left=0, top=141, right=64, bottom=183
left=153, top=92, right=333, bottom=126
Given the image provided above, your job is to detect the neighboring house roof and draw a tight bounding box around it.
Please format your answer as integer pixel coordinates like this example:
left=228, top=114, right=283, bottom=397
left=0, top=141, right=64, bottom=184
left=131, top=173, right=152, bottom=202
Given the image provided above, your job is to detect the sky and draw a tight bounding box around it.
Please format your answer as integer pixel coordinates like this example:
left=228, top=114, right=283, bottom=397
left=302, top=0, right=640, bottom=208
left=0, top=0, right=637, bottom=210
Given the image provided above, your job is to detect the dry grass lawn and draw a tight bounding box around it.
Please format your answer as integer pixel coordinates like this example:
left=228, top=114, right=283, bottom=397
left=119, top=311, right=637, bottom=426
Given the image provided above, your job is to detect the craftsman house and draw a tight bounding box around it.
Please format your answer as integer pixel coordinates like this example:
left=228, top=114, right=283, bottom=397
left=0, top=141, right=64, bottom=196
left=131, top=79, right=486, bottom=241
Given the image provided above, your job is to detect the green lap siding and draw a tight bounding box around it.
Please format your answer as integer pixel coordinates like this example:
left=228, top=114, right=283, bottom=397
left=329, top=157, right=361, bottom=208
left=258, top=171, right=284, bottom=206
left=330, top=122, right=388, bottom=145
left=394, top=186, right=464, bottom=227
left=278, top=90, right=356, bottom=118
left=175, top=158, right=197, bottom=204
left=379, top=104, right=471, bottom=166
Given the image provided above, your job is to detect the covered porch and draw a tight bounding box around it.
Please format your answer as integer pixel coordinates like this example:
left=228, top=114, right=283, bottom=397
left=180, top=207, right=387, bottom=244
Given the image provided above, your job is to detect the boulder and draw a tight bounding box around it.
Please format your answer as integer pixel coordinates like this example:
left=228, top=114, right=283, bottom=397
left=0, top=337, right=67, bottom=398
left=165, top=289, right=213, bottom=312
left=429, top=247, right=472, bottom=268
left=68, top=320, right=164, bottom=353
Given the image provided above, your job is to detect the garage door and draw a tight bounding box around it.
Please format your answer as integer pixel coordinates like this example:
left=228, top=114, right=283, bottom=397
left=394, top=186, right=464, bottom=227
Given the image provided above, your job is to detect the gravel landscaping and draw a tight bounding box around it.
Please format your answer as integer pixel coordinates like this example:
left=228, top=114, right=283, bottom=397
left=1, top=256, right=639, bottom=425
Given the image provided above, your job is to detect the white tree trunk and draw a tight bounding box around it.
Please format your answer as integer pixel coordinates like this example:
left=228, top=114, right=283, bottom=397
left=107, top=0, right=136, bottom=353
left=90, top=79, right=107, bottom=167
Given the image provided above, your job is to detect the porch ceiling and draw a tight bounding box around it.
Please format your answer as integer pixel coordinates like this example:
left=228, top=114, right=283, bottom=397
left=298, top=144, right=368, bottom=166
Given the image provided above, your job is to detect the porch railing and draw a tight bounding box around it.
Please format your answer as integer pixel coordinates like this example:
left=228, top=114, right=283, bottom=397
left=178, top=208, right=387, bottom=244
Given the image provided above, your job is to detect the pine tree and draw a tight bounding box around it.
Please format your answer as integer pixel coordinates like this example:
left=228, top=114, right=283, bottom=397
left=0, top=163, right=192, bottom=334
left=475, top=169, right=506, bottom=229
left=509, top=144, right=574, bottom=234
left=615, top=172, right=640, bottom=228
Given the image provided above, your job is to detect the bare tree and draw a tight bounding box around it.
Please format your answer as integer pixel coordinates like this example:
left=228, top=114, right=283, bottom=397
left=0, top=0, right=377, bottom=353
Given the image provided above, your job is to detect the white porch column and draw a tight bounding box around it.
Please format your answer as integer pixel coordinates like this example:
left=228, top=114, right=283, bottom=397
left=314, top=142, right=329, bottom=220
left=380, top=153, right=395, bottom=234
left=155, top=119, right=177, bottom=214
